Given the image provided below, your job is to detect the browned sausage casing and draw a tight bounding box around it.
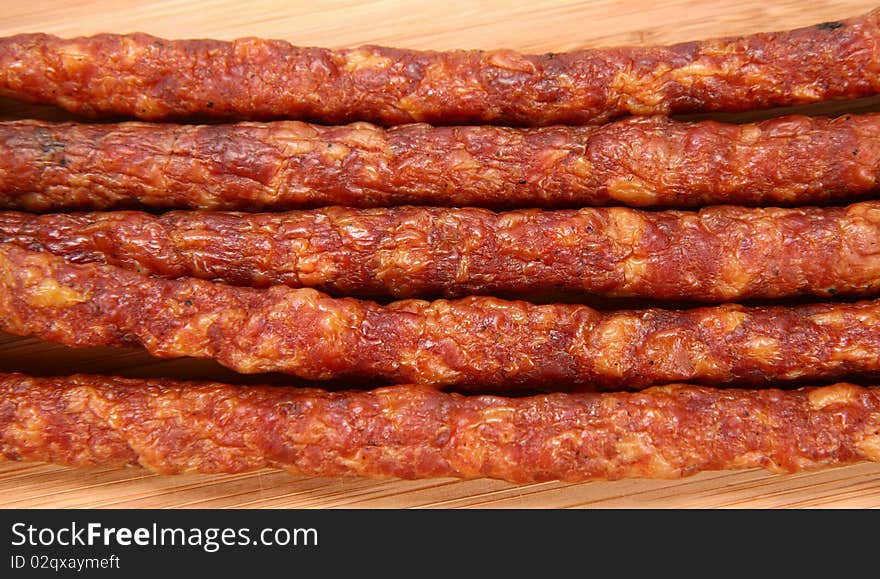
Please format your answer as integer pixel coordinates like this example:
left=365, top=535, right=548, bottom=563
left=1, top=373, right=878, bottom=482
left=3, top=114, right=880, bottom=210
left=3, top=243, right=880, bottom=392
left=4, top=203, right=880, bottom=302
left=1, top=12, right=880, bottom=125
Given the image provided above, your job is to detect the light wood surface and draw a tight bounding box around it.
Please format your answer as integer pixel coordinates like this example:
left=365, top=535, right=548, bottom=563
left=2, top=0, right=880, bottom=509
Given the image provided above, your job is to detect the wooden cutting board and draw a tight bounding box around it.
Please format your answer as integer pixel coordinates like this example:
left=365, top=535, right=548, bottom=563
left=2, top=0, right=880, bottom=509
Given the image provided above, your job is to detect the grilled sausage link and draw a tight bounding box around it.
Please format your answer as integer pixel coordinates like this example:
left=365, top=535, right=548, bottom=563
left=2, top=114, right=880, bottom=211
left=3, top=202, right=880, bottom=302
left=1, top=373, right=878, bottom=482
left=3, top=243, right=880, bottom=391
left=2, top=12, right=880, bottom=125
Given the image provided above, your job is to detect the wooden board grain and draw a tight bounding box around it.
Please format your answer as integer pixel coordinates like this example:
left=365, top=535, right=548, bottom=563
left=2, top=0, right=880, bottom=509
